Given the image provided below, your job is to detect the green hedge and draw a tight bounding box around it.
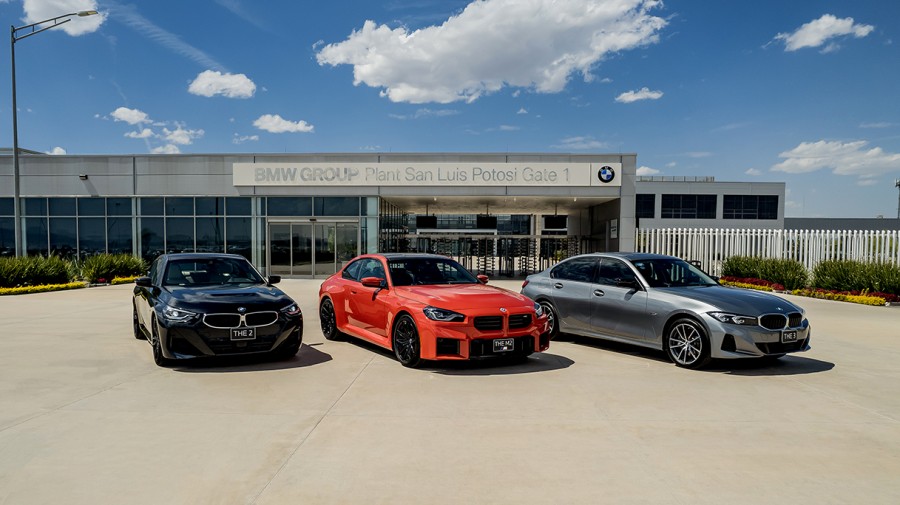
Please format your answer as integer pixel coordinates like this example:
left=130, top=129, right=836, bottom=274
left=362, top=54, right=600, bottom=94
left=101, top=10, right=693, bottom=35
left=813, top=260, right=900, bottom=295
left=79, top=254, right=147, bottom=283
left=721, top=256, right=808, bottom=290
left=0, top=256, right=73, bottom=288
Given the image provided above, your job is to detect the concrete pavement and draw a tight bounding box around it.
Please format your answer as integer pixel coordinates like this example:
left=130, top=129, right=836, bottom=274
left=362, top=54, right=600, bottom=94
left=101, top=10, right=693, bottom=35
left=0, top=280, right=898, bottom=504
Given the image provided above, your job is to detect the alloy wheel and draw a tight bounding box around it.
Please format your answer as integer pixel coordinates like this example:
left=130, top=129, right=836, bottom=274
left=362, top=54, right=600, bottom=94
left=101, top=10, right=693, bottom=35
left=666, top=319, right=709, bottom=369
left=392, top=315, right=421, bottom=368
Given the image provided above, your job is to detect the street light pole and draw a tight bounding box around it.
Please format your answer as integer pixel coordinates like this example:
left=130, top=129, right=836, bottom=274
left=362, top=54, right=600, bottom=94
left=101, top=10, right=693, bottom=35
left=10, top=10, right=97, bottom=256
left=895, top=179, right=900, bottom=220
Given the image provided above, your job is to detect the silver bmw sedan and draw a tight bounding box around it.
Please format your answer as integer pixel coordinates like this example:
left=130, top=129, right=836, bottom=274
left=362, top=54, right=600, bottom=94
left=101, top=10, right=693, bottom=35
left=521, top=253, right=811, bottom=369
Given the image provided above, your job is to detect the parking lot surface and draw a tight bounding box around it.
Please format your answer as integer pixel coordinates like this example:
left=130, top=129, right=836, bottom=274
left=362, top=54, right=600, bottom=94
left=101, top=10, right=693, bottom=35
left=1, top=279, right=899, bottom=504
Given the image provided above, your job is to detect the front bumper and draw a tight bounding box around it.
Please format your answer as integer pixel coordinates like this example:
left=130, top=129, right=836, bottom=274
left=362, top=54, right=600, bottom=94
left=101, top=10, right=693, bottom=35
left=704, top=316, right=811, bottom=359
left=414, top=312, right=550, bottom=360
left=157, top=315, right=303, bottom=360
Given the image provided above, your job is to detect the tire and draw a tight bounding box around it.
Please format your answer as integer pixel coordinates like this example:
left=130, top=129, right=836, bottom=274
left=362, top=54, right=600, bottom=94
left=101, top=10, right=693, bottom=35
left=539, top=300, right=560, bottom=340
left=319, top=298, right=342, bottom=341
left=133, top=301, right=146, bottom=340
left=151, top=317, right=171, bottom=367
left=392, top=314, right=422, bottom=368
left=665, top=318, right=711, bottom=369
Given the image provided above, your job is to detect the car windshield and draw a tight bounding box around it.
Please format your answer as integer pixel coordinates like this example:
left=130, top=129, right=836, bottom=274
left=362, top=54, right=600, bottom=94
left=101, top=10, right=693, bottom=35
left=387, top=258, right=479, bottom=286
left=163, top=258, right=265, bottom=287
left=629, top=258, right=718, bottom=288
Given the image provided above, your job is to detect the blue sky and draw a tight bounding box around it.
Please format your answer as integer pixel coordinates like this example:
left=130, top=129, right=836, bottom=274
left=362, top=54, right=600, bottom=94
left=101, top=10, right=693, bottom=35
left=2, top=0, right=899, bottom=218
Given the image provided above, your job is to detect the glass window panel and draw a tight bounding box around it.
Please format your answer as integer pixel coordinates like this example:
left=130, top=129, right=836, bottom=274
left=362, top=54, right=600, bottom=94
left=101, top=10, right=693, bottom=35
left=166, top=217, right=194, bottom=253
left=314, top=197, right=359, bottom=216
left=140, top=217, right=165, bottom=262
left=267, top=197, right=311, bottom=216
left=166, top=197, right=194, bottom=216
left=225, top=197, right=252, bottom=216
left=24, top=198, right=47, bottom=217
left=107, top=198, right=132, bottom=216
left=196, top=217, right=224, bottom=253
left=78, top=198, right=106, bottom=216
left=49, top=198, right=76, bottom=216
left=0, top=218, right=14, bottom=256
left=140, top=198, right=164, bottom=216
left=196, top=197, right=224, bottom=216
left=78, top=217, right=106, bottom=257
left=108, top=216, right=133, bottom=254
left=25, top=218, right=48, bottom=256
left=50, top=218, right=77, bottom=259
left=225, top=217, right=252, bottom=260
left=698, top=195, right=717, bottom=219
left=362, top=197, right=378, bottom=217
left=0, top=198, right=13, bottom=216
left=636, top=194, right=655, bottom=219
left=760, top=196, right=778, bottom=220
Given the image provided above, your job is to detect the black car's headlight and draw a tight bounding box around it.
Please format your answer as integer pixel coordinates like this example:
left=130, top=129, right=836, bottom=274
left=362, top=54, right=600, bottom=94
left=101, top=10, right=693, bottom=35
left=281, top=303, right=302, bottom=317
left=534, top=302, right=544, bottom=318
left=162, top=306, right=199, bottom=322
left=708, top=312, right=758, bottom=326
left=423, top=306, right=465, bottom=322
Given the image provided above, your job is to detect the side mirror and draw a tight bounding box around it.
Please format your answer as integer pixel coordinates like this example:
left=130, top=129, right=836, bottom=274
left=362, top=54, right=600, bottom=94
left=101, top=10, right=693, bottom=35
left=361, top=276, right=386, bottom=289
left=477, top=274, right=489, bottom=284
left=268, top=275, right=281, bottom=285
left=135, top=276, right=152, bottom=287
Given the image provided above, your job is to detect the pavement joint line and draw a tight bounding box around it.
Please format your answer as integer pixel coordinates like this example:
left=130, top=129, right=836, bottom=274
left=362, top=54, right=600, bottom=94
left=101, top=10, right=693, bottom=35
left=248, top=355, right=376, bottom=504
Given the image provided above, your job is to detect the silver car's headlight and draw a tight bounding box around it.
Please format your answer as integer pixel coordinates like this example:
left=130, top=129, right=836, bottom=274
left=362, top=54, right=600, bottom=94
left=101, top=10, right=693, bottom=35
left=708, top=312, right=758, bottom=326
left=162, top=306, right=199, bottom=322
left=534, top=302, right=544, bottom=317
left=423, top=306, right=465, bottom=322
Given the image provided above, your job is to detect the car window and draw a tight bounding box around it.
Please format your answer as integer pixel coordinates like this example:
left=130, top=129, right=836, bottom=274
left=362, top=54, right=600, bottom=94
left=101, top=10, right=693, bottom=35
left=631, top=258, right=717, bottom=287
left=356, top=258, right=386, bottom=282
left=550, top=257, right=597, bottom=282
left=387, top=258, right=478, bottom=285
left=597, top=258, right=638, bottom=287
left=342, top=260, right=363, bottom=281
left=149, top=257, right=162, bottom=285
left=163, top=258, right=264, bottom=287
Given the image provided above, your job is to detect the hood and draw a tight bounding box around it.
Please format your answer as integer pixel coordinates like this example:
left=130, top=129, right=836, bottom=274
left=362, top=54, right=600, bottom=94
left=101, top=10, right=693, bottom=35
left=165, top=284, right=292, bottom=311
left=663, top=285, right=801, bottom=315
left=395, top=284, right=535, bottom=311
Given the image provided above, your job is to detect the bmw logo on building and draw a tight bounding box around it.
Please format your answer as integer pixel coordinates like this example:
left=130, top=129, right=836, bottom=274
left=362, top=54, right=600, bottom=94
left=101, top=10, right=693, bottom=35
left=597, top=166, right=616, bottom=183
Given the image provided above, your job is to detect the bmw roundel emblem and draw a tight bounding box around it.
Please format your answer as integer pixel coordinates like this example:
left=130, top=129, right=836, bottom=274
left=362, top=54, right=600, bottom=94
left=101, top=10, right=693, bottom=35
left=237, top=307, right=247, bottom=314
left=597, top=166, right=615, bottom=183
left=500, top=308, right=508, bottom=313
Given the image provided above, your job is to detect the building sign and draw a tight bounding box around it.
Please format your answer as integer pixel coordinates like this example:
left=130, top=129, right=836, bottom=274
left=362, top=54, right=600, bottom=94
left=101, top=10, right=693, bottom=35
left=233, top=162, right=622, bottom=187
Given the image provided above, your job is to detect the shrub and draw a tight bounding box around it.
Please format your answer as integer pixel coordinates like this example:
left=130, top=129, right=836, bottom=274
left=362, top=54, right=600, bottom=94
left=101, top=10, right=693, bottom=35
left=0, top=282, right=86, bottom=296
left=791, top=288, right=887, bottom=307
left=80, top=254, right=147, bottom=284
left=813, top=260, right=900, bottom=296
left=0, top=256, right=73, bottom=288
left=722, top=256, right=807, bottom=290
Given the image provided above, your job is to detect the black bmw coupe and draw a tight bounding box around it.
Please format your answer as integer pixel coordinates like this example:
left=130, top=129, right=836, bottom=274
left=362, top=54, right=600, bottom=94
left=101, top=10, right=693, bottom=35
left=133, top=253, right=303, bottom=366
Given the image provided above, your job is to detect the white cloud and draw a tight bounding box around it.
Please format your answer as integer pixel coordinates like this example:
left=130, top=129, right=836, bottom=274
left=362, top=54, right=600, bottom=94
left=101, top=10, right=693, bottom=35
left=253, top=114, right=314, bottom=133
left=517, top=107, right=528, bottom=115
left=636, top=165, right=660, bottom=176
left=745, top=168, right=762, bottom=176
left=860, top=122, right=893, bottom=129
left=152, top=144, right=180, bottom=154
left=124, top=128, right=154, bottom=139
left=316, top=0, right=666, bottom=104
left=857, top=179, right=878, bottom=186
left=665, top=161, right=677, bottom=168
left=22, top=0, right=106, bottom=36
left=46, top=147, right=67, bottom=155
left=111, top=107, right=151, bottom=125
left=551, top=136, right=609, bottom=150
left=498, top=125, right=520, bottom=131
left=232, top=134, right=259, bottom=145
left=188, top=70, right=256, bottom=99
left=615, top=87, right=663, bottom=103
left=771, top=140, right=900, bottom=179
left=684, top=151, right=712, bottom=158
left=600, top=77, right=613, bottom=83
left=774, top=14, right=874, bottom=52
left=162, top=125, right=204, bottom=145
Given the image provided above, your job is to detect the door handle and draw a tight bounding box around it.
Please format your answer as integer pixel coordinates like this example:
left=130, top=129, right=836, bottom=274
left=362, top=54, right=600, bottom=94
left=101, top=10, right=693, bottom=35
left=553, top=283, right=563, bottom=289
left=593, top=289, right=605, bottom=297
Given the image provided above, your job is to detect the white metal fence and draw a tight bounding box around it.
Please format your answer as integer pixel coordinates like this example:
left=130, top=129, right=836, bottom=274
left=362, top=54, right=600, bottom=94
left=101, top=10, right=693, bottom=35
left=635, top=228, right=900, bottom=277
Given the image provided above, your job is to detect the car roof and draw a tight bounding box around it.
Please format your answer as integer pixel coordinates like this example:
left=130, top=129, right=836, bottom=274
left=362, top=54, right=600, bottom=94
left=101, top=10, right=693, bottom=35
left=162, top=253, right=249, bottom=261
left=379, top=253, right=455, bottom=260
left=570, top=252, right=677, bottom=261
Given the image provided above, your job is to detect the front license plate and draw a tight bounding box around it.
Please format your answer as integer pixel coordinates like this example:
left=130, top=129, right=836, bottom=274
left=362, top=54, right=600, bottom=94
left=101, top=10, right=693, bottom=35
left=493, top=338, right=515, bottom=352
left=781, top=330, right=798, bottom=343
left=231, top=327, right=256, bottom=341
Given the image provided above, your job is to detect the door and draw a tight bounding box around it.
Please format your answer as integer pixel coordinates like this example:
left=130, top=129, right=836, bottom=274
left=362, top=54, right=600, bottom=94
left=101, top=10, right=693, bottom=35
left=268, top=221, right=358, bottom=278
left=590, top=258, right=650, bottom=341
